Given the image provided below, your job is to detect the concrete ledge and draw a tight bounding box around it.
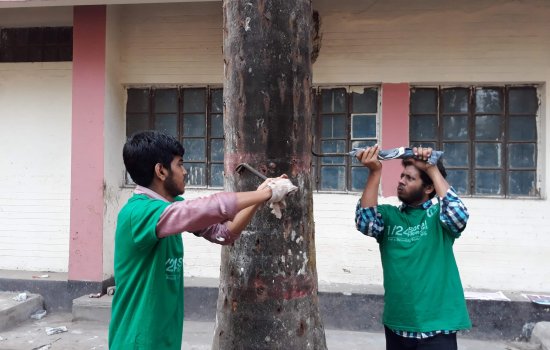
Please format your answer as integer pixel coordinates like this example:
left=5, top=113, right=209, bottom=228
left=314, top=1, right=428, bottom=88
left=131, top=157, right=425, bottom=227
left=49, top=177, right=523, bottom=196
left=70, top=280, right=550, bottom=341
left=532, top=322, right=550, bottom=350
left=0, top=269, right=113, bottom=311
left=73, top=294, right=113, bottom=323
left=0, top=292, right=44, bottom=331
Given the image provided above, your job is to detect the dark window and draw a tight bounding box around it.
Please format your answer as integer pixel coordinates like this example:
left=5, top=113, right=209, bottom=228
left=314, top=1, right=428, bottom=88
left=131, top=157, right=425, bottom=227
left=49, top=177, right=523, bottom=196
left=126, top=87, right=224, bottom=188
left=0, top=27, right=72, bottom=62
left=313, top=87, right=379, bottom=192
left=410, top=86, right=539, bottom=197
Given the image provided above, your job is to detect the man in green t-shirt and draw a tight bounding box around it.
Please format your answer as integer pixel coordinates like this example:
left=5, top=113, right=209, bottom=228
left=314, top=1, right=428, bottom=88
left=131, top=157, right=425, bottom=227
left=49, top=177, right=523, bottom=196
left=355, top=145, right=471, bottom=350
left=109, top=131, right=294, bottom=349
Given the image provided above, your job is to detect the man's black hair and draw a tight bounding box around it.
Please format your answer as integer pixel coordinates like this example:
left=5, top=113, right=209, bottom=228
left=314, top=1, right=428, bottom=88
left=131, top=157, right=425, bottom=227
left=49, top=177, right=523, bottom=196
left=123, top=130, right=185, bottom=187
left=402, top=158, right=447, bottom=199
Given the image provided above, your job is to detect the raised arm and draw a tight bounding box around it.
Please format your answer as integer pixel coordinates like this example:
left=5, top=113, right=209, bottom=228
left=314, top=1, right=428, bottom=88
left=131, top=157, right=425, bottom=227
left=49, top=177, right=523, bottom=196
left=357, top=145, right=382, bottom=208
left=408, top=146, right=449, bottom=197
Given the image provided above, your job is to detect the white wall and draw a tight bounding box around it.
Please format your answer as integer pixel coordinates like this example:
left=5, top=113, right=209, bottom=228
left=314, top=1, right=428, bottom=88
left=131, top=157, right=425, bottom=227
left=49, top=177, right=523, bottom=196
left=114, top=0, right=550, bottom=293
left=2, top=1, right=545, bottom=291
left=0, top=62, right=72, bottom=271
left=118, top=1, right=223, bottom=85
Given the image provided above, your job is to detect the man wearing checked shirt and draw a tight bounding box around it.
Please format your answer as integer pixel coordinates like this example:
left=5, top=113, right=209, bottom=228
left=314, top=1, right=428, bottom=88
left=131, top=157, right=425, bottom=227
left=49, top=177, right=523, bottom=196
left=355, top=145, right=471, bottom=350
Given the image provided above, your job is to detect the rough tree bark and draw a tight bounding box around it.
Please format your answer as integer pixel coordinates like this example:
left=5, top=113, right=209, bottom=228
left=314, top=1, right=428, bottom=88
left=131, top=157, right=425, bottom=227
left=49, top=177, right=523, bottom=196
left=212, top=1, right=327, bottom=349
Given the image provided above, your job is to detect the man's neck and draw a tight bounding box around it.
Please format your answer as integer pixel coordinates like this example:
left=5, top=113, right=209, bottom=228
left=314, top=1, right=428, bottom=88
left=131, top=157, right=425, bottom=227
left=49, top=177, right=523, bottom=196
left=135, top=185, right=173, bottom=202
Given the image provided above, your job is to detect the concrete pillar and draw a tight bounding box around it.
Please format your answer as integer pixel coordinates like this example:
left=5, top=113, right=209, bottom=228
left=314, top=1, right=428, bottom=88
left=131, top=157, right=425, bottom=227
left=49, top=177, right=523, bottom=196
left=381, top=83, right=410, bottom=197
left=68, top=6, right=107, bottom=283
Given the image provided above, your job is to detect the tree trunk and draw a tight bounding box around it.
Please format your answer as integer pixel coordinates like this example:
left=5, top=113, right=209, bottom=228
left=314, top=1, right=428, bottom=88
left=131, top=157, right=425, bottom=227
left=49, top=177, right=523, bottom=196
left=212, top=1, right=327, bottom=349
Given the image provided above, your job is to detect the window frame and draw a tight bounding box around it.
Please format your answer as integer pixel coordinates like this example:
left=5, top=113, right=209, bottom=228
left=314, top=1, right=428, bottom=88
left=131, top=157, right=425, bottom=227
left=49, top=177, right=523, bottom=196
left=0, top=27, right=73, bottom=63
left=124, top=85, right=224, bottom=189
left=409, top=85, right=540, bottom=198
left=312, top=85, right=381, bottom=193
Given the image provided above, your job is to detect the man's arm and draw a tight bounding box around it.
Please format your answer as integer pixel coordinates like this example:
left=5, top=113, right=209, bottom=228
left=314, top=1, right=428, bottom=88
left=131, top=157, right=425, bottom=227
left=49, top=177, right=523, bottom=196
left=439, top=188, right=469, bottom=236
left=355, top=145, right=385, bottom=238
left=410, top=146, right=469, bottom=236
left=156, top=187, right=271, bottom=238
left=358, top=145, right=382, bottom=208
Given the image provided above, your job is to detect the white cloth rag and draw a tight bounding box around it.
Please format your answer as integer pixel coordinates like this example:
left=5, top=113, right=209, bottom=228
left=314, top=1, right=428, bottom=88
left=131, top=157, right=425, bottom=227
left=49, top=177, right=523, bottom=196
left=267, top=178, right=298, bottom=219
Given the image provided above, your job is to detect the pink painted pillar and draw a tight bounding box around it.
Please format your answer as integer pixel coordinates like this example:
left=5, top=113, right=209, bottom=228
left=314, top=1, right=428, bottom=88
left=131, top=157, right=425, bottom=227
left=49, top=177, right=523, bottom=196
left=69, top=6, right=107, bottom=282
left=381, top=83, right=410, bottom=197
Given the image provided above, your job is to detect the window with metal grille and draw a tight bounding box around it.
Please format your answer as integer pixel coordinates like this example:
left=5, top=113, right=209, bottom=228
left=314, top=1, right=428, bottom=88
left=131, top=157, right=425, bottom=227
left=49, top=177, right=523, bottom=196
left=312, top=87, right=380, bottom=192
left=409, top=86, right=539, bottom=197
left=126, top=87, right=224, bottom=188
left=0, top=27, right=72, bottom=62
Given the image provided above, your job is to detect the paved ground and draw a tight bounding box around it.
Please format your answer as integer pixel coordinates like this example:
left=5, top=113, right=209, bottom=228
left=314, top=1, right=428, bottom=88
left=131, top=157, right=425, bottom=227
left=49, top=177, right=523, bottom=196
left=0, top=312, right=536, bottom=350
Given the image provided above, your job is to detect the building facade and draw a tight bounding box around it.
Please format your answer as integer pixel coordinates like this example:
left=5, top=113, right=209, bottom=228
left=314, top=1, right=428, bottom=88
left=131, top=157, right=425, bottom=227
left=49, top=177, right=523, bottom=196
left=0, top=0, right=548, bottom=296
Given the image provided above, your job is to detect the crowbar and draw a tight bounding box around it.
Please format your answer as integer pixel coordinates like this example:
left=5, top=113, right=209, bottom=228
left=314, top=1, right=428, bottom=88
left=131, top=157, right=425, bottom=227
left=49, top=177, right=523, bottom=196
left=235, top=163, right=267, bottom=180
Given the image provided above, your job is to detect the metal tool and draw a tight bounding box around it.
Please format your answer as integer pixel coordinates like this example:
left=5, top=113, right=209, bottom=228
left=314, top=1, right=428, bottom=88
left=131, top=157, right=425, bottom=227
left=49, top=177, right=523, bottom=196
left=311, top=149, right=349, bottom=157
left=235, top=163, right=267, bottom=180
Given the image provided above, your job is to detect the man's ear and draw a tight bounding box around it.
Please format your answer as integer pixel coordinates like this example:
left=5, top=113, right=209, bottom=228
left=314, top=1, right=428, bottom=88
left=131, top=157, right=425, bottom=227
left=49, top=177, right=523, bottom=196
left=154, top=163, right=168, bottom=181
left=424, top=183, right=435, bottom=196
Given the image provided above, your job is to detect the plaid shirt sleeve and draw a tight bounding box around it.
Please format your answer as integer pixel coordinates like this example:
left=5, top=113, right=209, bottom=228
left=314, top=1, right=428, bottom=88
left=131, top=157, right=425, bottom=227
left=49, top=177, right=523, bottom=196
left=439, top=187, right=469, bottom=237
left=355, top=200, right=385, bottom=239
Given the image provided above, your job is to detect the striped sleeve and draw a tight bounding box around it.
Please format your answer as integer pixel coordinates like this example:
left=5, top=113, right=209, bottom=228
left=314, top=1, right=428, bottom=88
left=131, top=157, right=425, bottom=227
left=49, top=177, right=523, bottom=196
left=355, top=200, right=385, bottom=239
left=439, top=187, right=469, bottom=237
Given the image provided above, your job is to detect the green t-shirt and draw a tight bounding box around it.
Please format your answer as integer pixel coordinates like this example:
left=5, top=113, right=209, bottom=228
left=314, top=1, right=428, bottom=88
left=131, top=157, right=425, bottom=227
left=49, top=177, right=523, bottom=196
left=109, top=194, right=184, bottom=350
left=377, top=203, right=471, bottom=332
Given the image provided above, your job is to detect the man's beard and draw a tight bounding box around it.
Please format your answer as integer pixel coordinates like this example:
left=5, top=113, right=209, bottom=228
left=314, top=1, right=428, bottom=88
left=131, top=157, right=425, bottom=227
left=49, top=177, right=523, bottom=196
left=398, top=186, right=425, bottom=206
left=165, top=172, right=183, bottom=198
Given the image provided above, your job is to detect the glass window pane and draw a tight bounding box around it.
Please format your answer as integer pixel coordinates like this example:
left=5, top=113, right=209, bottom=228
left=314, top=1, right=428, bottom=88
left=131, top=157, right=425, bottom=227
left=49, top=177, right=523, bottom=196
left=475, top=170, right=502, bottom=195
left=351, top=114, right=376, bottom=138
left=154, top=89, right=178, bottom=113
left=126, top=114, right=149, bottom=136
left=475, top=143, right=501, bottom=168
left=475, top=88, right=502, bottom=114
left=442, top=143, right=469, bottom=167
left=446, top=169, right=469, bottom=195
left=322, top=115, right=346, bottom=138
left=211, top=114, right=224, bottom=138
left=442, top=115, right=469, bottom=140
left=209, top=163, right=224, bottom=187
left=43, top=47, right=58, bottom=61
left=154, top=114, right=178, bottom=137
left=183, top=88, right=206, bottom=113
left=508, top=171, right=536, bottom=196
left=442, top=88, right=469, bottom=114
left=410, top=115, right=437, bottom=141
left=320, top=166, right=345, bottom=191
left=28, top=46, right=41, bottom=61
left=410, top=142, right=436, bottom=150
left=186, top=163, right=206, bottom=186
left=352, top=88, right=377, bottom=113
left=351, top=167, right=370, bottom=191
left=210, top=139, right=224, bottom=162
left=184, top=114, right=206, bottom=137
left=321, top=140, right=346, bottom=164
left=509, top=116, right=536, bottom=141
left=509, top=87, right=538, bottom=114
left=410, top=89, right=437, bottom=114
left=475, top=115, right=501, bottom=141
left=127, top=89, right=150, bottom=113
left=321, top=89, right=346, bottom=113
left=211, top=88, right=223, bottom=113
left=508, top=143, right=535, bottom=169
left=183, top=139, right=206, bottom=162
